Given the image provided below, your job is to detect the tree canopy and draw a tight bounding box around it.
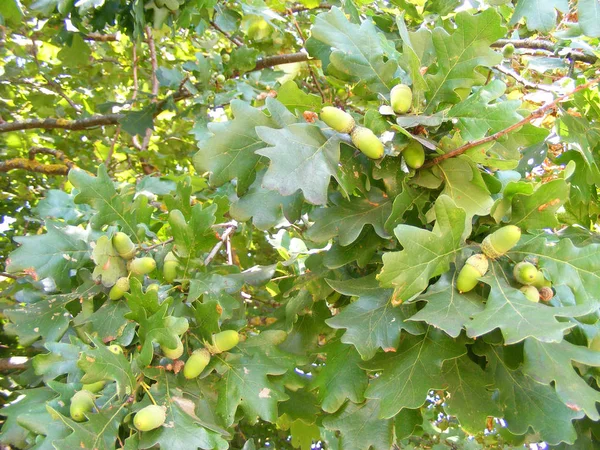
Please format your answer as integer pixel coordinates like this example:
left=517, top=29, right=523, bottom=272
left=1, top=0, right=600, bottom=448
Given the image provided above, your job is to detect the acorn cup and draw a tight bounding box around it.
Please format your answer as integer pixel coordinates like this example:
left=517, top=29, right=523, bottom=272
left=134, top=404, right=167, bottom=431
left=481, top=225, right=521, bottom=259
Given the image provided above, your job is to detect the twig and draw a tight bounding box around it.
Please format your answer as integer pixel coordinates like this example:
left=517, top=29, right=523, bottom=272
left=0, top=272, right=18, bottom=280
left=140, top=26, right=160, bottom=153
left=141, top=237, right=174, bottom=251
left=286, top=3, right=332, bottom=13
left=84, top=33, right=118, bottom=42
left=29, top=147, right=75, bottom=168
left=491, top=39, right=597, bottom=64
left=105, top=125, right=121, bottom=166
left=288, top=10, right=326, bottom=102
left=252, top=52, right=310, bottom=71
left=0, top=358, right=28, bottom=372
left=421, top=76, right=600, bottom=169
left=494, top=65, right=560, bottom=92
left=204, top=222, right=238, bottom=266
left=209, top=20, right=243, bottom=47
left=0, top=146, right=76, bottom=175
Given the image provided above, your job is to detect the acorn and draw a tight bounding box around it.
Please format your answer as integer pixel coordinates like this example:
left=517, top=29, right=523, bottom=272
left=481, top=226, right=521, bottom=259
left=129, top=257, right=156, bottom=276
left=70, top=390, right=95, bottom=422
left=183, top=348, right=211, bottom=379
left=320, top=106, right=355, bottom=134
left=403, top=141, right=425, bottom=169
left=456, top=254, right=489, bottom=293
left=531, top=270, right=552, bottom=289
left=513, top=262, right=539, bottom=285
left=134, top=405, right=167, bottom=431
left=113, top=232, right=136, bottom=260
left=390, top=84, right=412, bottom=114
left=210, top=330, right=240, bottom=354
left=164, top=316, right=189, bottom=336
left=163, top=252, right=179, bottom=284
left=538, top=286, right=554, bottom=302
left=520, top=285, right=540, bottom=303
left=502, top=43, right=515, bottom=59
left=351, top=126, right=384, bottom=159
left=109, top=277, right=130, bottom=300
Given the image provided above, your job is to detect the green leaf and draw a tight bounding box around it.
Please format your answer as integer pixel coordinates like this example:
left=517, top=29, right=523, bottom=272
left=84, top=299, right=132, bottom=343
left=5, top=282, right=99, bottom=345
left=523, top=339, right=600, bottom=420
left=215, top=339, right=290, bottom=425
left=119, top=105, right=157, bottom=136
left=425, top=9, right=505, bottom=111
left=57, top=34, right=91, bottom=68
left=384, top=183, right=429, bottom=232
left=579, top=0, right=600, bottom=38
left=69, top=165, right=152, bottom=238
left=0, top=0, right=23, bottom=25
left=289, top=419, right=320, bottom=450
left=378, top=195, right=467, bottom=302
left=362, top=328, right=466, bottom=417
left=6, top=223, right=90, bottom=292
left=47, top=404, right=128, bottom=450
left=33, top=190, right=88, bottom=223
left=410, top=270, right=484, bottom=338
left=256, top=124, right=341, bottom=205
left=193, top=100, right=277, bottom=189
left=91, top=235, right=127, bottom=287
left=482, top=344, right=581, bottom=445
left=322, top=399, right=393, bottom=450
left=509, top=179, right=570, bottom=229
left=306, top=189, right=392, bottom=246
left=396, top=17, right=430, bottom=109
left=277, top=80, right=322, bottom=114
left=326, top=276, right=424, bottom=360
left=230, top=170, right=303, bottom=230
left=77, top=336, right=137, bottom=397
left=323, top=232, right=385, bottom=269
left=510, top=0, right=568, bottom=32
left=309, top=340, right=368, bottom=413
left=441, top=356, right=501, bottom=433
left=0, top=388, right=57, bottom=448
left=311, top=7, right=397, bottom=94
left=33, top=339, right=86, bottom=382
left=466, top=262, right=595, bottom=344
left=433, top=158, right=494, bottom=217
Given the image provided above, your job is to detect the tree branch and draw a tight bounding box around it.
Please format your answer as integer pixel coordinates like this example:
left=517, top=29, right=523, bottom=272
left=84, top=33, right=118, bottom=42
left=0, top=358, right=28, bottom=372
left=421, top=76, right=600, bottom=169
left=204, top=222, right=238, bottom=266
left=286, top=3, right=332, bottom=13
left=491, top=39, right=598, bottom=64
left=252, top=52, right=311, bottom=71
left=209, top=20, right=243, bottom=47
left=0, top=158, right=70, bottom=175
left=494, top=65, right=561, bottom=92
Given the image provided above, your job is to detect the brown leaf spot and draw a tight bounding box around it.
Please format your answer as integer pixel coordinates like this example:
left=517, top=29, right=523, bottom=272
left=566, top=403, right=581, bottom=411
left=303, top=111, right=318, bottom=123
left=216, top=304, right=223, bottom=315
left=383, top=347, right=396, bottom=353
left=23, top=267, right=39, bottom=281
left=258, top=388, right=271, bottom=398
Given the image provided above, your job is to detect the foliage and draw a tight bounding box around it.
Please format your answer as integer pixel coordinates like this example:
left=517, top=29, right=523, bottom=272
left=1, top=0, right=600, bottom=449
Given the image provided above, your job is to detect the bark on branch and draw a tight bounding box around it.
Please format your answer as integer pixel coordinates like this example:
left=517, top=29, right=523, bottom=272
left=0, top=146, right=76, bottom=175
left=491, top=39, right=598, bottom=64
left=0, top=358, right=28, bottom=372
left=421, top=76, right=600, bottom=169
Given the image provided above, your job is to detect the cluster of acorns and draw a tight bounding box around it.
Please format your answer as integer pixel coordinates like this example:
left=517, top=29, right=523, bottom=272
left=319, top=84, right=426, bottom=168
left=456, top=225, right=554, bottom=303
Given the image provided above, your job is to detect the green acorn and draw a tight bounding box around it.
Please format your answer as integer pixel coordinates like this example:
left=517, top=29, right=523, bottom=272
left=351, top=127, right=384, bottom=159
left=129, top=257, right=156, bottom=275
left=502, top=43, right=515, bottom=59
left=183, top=348, right=211, bottom=379
left=70, top=390, right=95, bottom=422
left=109, top=277, right=130, bottom=300
left=161, top=337, right=184, bottom=359
left=210, top=330, right=240, bottom=354
left=520, top=285, right=540, bottom=303
left=513, top=262, right=539, bottom=285
left=390, top=84, right=412, bottom=114
left=113, top=232, right=136, bottom=260
left=456, top=254, right=489, bottom=293
left=163, top=252, right=179, bottom=283
left=403, top=141, right=425, bottom=169
left=320, top=106, right=355, bottom=134
left=134, top=404, right=167, bottom=431
left=531, top=270, right=551, bottom=289
left=82, top=380, right=106, bottom=393
left=481, top=225, right=521, bottom=259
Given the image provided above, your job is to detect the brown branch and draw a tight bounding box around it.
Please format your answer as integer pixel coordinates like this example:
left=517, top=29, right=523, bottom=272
left=421, top=76, right=600, bottom=169
left=0, top=158, right=70, bottom=175
left=209, top=20, right=243, bottom=47
left=141, top=237, right=174, bottom=251
left=0, top=358, right=28, bottom=372
left=491, top=39, right=597, bottom=64
left=105, top=125, right=121, bottom=166
left=29, top=146, right=75, bottom=168
left=252, top=52, right=311, bottom=71
left=286, top=3, right=332, bottom=13
left=204, top=222, right=238, bottom=266
left=84, top=33, right=118, bottom=42
left=494, top=65, right=561, bottom=92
